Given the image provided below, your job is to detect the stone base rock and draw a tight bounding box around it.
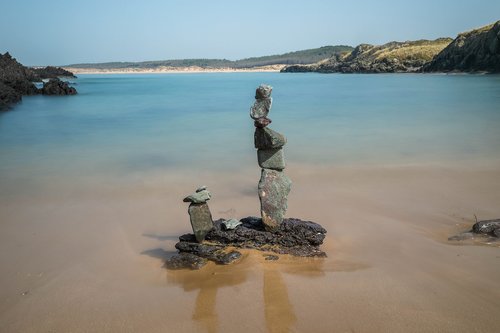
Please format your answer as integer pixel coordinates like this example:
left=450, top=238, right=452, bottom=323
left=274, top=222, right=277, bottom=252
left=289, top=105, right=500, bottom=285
left=165, top=217, right=327, bottom=270
left=258, top=169, right=291, bottom=231
left=188, top=202, right=214, bottom=242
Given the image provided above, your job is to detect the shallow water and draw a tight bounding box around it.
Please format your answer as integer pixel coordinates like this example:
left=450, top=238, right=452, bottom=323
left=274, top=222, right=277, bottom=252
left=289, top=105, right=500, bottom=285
left=0, top=73, right=499, bottom=332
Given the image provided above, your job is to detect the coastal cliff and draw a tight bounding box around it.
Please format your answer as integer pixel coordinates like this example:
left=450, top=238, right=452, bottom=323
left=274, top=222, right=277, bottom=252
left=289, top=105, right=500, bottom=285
left=422, top=21, right=500, bottom=73
left=281, top=38, right=452, bottom=73
left=0, top=52, right=77, bottom=110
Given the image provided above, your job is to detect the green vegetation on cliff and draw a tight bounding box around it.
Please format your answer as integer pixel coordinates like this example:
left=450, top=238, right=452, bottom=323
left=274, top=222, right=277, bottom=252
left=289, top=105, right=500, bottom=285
left=282, top=38, right=452, bottom=73
left=423, top=21, right=500, bottom=73
left=65, top=46, right=354, bottom=69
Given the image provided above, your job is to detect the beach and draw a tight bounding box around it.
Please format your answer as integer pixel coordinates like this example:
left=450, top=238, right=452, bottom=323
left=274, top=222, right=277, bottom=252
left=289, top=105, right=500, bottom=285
left=0, top=164, right=499, bottom=332
left=0, top=73, right=499, bottom=332
left=64, top=65, right=285, bottom=75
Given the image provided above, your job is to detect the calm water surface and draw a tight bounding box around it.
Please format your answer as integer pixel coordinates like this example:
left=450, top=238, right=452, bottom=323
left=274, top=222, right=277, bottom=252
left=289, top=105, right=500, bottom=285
left=1, top=73, right=499, bottom=195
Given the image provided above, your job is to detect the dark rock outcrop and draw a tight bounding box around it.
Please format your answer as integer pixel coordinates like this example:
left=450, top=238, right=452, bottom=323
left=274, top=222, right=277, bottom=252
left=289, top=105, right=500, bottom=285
left=423, top=21, right=500, bottom=73
left=41, top=78, right=77, bottom=95
left=165, top=217, right=327, bottom=270
left=32, top=66, right=76, bottom=79
left=448, top=218, right=500, bottom=243
left=282, top=38, right=452, bottom=73
left=1, top=52, right=77, bottom=110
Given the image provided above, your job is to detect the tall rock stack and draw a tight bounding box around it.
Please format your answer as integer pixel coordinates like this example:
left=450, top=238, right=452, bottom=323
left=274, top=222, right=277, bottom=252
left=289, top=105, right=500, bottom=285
left=250, top=84, right=292, bottom=232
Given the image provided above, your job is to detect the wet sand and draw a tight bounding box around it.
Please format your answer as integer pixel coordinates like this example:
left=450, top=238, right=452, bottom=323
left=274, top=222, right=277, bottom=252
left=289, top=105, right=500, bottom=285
left=0, top=164, right=499, bottom=332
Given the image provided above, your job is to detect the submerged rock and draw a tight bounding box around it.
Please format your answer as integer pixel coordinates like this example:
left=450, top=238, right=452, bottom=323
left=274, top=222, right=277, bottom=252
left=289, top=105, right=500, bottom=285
left=258, top=169, right=291, bottom=231
left=165, top=252, right=208, bottom=270
left=187, top=203, right=214, bottom=242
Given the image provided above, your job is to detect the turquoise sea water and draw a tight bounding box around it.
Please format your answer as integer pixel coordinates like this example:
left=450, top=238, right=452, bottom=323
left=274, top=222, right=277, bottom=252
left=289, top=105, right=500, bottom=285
left=1, top=73, right=500, bottom=194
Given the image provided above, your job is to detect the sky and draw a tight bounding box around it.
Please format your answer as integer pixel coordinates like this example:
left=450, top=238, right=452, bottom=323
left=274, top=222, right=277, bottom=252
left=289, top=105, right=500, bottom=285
left=1, top=0, right=499, bottom=66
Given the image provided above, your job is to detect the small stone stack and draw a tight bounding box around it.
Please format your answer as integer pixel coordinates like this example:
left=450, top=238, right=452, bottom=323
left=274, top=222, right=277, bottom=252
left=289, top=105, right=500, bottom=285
left=250, top=84, right=292, bottom=232
left=183, top=186, right=213, bottom=242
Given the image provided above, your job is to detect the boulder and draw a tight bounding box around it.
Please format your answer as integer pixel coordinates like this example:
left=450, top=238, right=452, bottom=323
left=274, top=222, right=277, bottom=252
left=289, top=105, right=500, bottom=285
left=257, top=148, right=285, bottom=170
left=0, top=82, right=22, bottom=111
left=472, top=219, right=500, bottom=236
left=41, top=78, right=77, bottom=95
left=258, top=169, right=292, bottom=231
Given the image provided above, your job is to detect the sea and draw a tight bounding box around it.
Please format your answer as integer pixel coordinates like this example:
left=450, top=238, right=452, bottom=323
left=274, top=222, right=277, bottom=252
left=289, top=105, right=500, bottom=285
left=1, top=73, right=500, bottom=333
left=1, top=73, right=499, bottom=197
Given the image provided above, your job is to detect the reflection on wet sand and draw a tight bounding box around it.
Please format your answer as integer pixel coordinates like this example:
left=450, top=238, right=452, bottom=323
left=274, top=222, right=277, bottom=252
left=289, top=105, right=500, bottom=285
left=165, top=251, right=367, bottom=332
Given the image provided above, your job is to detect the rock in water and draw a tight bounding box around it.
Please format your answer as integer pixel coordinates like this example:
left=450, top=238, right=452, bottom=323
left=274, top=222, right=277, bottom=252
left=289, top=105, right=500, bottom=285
left=258, top=169, right=292, bottom=231
left=472, top=219, right=500, bottom=235
left=188, top=203, right=214, bottom=242
left=254, top=127, right=287, bottom=149
left=257, top=148, right=285, bottom=170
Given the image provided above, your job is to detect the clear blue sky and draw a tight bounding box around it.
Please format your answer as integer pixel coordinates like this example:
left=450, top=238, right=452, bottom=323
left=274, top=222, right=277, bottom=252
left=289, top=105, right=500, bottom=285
left=1, top=0, right=499, bottom=66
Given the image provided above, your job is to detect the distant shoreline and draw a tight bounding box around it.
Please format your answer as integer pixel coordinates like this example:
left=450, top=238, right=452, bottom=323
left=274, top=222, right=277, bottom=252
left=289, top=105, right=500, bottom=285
left=64, top=65, right=286, bottom=74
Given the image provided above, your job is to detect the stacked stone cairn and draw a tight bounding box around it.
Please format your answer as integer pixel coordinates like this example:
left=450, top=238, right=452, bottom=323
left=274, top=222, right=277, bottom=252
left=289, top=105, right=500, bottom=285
left=165, top=85, right=327, bottom=270
left=251, top=84, right=292, bottom=232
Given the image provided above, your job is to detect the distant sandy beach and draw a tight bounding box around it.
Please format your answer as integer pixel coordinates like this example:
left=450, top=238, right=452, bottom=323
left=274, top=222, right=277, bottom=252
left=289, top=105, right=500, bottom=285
left=65, top=64, right=286, bottom=74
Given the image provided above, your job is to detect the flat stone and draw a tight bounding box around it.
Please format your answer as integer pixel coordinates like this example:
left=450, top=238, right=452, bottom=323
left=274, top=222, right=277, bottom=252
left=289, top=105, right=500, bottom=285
left=257, top=148, right=285, bottom=170
left=250, top=98, right=272, bottom=119
left=254, top=117, right=272, bottom=128
left=183, top=189, right=211, bottom=203
left=222, top=218, right=242, bottom=230
left=264, top=254, right=279, bottom=261
left=255, top=127, right=287, bottom=149
left=188, top=203, right=214, bottom=242
left=258, top=169, right=292, bottom=231
left=165, top=253, right=208, bottom=270
left=196, top=185, right=207, bottom=192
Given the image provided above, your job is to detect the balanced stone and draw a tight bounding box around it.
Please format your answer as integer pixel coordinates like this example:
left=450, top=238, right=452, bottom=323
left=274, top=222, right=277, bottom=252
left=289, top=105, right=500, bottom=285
left=188, top=203, right=214, bottom=242
left=250, top=84, right=273, bottom=120
left=255, top=127, right=287, bottom=149
left=183, top=189, right=211, bottom=204
left=258, top=169, right=292, bottom=231
left=257, top=148, right=285, bottom=170
left=250, top=98, right=272, bottom=119
left=254, top=117, right=272, bottom=128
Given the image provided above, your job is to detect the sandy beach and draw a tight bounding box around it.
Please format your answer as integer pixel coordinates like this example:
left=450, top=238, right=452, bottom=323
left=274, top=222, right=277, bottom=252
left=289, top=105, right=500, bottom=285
left=64, top=65, right=286, bottom=75
left=0, top=163, right=499, bottom=332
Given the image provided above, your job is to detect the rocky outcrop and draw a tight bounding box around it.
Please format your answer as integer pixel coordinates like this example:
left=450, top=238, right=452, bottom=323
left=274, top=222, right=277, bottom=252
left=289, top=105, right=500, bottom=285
left=41, top=78, right=77, bottom=95
left=165, top=217, right=327, bottom=269
left=423, top=21, right=500, bottom=73
left=0, top=52, right=77, bottom=110
left=282, top=38, right=452, bottom=73
left=32, top=66, right=76, bottom=79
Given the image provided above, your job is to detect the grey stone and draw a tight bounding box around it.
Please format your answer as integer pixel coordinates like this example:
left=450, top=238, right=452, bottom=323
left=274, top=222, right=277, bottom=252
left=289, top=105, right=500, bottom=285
left=250, top=97, right=272, bottom=119
left=258, top=169, right=292, bottom=231
left=222, top=218, right=242, bottom=230
left=257, top=148, right=285, bottom=170
left=255, top=127, right=287, bottom=149
left=448, top=232, right=475, bottom=241
left=472, top=219, right=500, bottom=235
left=188, top=203, right=214, bottom=242
left=196, top=185, right=207, bottom=192
left=255, top=84, right=272, bottom=99
left=183, top=189, right=211, bottom=203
